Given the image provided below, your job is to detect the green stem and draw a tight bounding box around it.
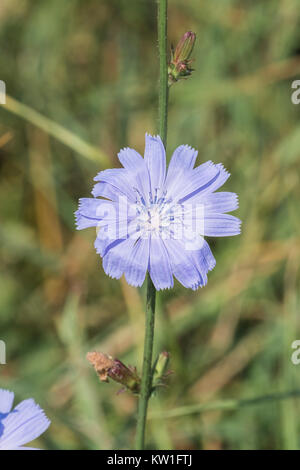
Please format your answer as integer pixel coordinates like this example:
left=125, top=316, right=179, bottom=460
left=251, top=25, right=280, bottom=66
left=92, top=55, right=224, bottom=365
left=135, top=274, right=157, bottom=449
left=157, top=0, right=169, bottom=147
left=135, top=0, right=168, bottom=450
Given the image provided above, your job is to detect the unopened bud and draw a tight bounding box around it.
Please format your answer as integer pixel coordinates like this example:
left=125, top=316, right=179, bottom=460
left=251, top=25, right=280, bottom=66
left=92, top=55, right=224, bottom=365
left=152, top=351, right=171, bottom=390
left=173, top=31, right=196, bottom=63
left=87, top=352, right=141, bottom=394
left=168, top=31, right=196, bottom=86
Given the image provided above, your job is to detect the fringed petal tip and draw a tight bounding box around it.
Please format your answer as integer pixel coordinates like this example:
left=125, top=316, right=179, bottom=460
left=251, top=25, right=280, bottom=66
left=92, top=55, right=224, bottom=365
left=31, top=403, right=51, bottom=431
left=204, top=214, right=241, bottom=237
left=155, top=277, right=207, bottom=292
left=189, top=274, right=209, bottom=291
left=152, top=282, right=174, bottom=292
left=74, top=210, right=94, bottom=230
left=149, top=277, right=209, bottom=291
left=233, top=217, right=242, bottom=235
left=182, top=144, right=197, bottom=152
left=127, top=280, right=144, bottom=288
left=145, top=132, right=162, bottom=142
left=0, top=389, right=14, bottom=414
left=101, top=266, right=147, bottom=287
left=102, top=269, right=123, bottom=282
left=0, top=397, right=51, bottom=450
left=208, top=258, right=216, bottom=271
left=203, top=191, right=239, bottom=214
left=74, top=209, right=81, bottom=229
left=191, top=283, right=202, bottom=291
left=75, top=198, right=113, bottom=230
left=216, top=162, right=230, bottom=177
left=229, top=193, right=239, bottom=212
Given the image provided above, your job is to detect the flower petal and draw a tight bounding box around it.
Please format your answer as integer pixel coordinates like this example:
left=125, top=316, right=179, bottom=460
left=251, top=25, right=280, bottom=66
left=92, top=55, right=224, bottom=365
left=164, top=145, right=198, bottom=196
left=204, top=214, right=241, bottom=236
left=15, top=446, right=39, bottom=450
left=94, top=228, right=111, bottom=257
left=190, top=239, right=216, bottom=286
left=102, top=238, right=136, bottom=280
left=0, top=389, right=14, bottom=414
left=124, top=238, right=150, bottom=287
left=182, top=164, right=230, bottom=203
left=75, top=198, right=115, bottom=230
left=149, top=237, right=173, bottom=290
left=202, top=192, right=238, bottom=214
left=0, top=399, right=50, bottom=449
left=144, top=134, right=166, bottom=195
left=164, top=239, right=203, bottom=289
left=94, top=168, right=136, bottom=202
left=92, top=182, right=123, bottom=201
left=177, top=161, right=220, bottom=203
left=118, top=147, right=151, bottom=203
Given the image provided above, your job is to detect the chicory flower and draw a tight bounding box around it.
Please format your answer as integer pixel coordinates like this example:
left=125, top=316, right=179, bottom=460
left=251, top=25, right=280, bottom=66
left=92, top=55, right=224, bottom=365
left=75, top=134, right=240, bottom=290
left=0, top=389, right=50, bottom=450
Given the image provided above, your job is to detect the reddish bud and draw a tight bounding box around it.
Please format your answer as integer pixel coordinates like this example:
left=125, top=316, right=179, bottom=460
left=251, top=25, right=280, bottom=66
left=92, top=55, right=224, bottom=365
left=168, top=31, right=196, bottom=86
left=87, top=352, right=141, bottom=394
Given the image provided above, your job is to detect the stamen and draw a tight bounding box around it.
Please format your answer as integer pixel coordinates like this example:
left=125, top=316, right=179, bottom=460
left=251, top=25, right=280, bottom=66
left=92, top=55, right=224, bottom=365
left=133, top=187, right=146, bottom=207
left=132, top=186, right=186, bottom=241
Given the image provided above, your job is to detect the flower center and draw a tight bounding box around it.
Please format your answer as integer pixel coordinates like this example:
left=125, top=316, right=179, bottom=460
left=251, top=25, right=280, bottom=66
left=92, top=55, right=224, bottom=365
left=135, top=205, right=163, bottom=234
left=148, top=206, right=164, bottom=231
left=133, top=188, right=181, bottom=238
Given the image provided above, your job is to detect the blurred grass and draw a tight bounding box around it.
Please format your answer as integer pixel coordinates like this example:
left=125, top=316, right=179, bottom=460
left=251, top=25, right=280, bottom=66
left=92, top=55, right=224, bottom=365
left=1, top=0, right=300, bottom=450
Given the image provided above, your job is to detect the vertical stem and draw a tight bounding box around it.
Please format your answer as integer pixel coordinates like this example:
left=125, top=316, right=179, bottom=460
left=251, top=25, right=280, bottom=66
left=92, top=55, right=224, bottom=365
left=158, top=0, right=169, bottom=147
left=135, top=274, right=156, bottom=450
left=135, top=0, right=168, bottom=450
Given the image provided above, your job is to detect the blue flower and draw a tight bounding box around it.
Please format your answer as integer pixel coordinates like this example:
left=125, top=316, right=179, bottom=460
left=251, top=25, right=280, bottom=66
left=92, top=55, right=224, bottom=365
left=0, top=389, right=50, bottom=450
left=75, top=134, right=241, bottom=290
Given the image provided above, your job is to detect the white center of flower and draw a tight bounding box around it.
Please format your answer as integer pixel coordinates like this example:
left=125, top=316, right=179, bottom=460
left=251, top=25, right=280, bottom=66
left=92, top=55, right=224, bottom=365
left=147, top=207, right=161, bottom=230
left=130, top=187, right=204, bottom=244
left=136, top=205, right=164, bottom=234
left=133, top=188, right=181, bottom=238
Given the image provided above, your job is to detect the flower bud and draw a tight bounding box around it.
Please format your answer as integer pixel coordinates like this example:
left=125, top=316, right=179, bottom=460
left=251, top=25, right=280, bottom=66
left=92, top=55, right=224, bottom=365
left=152, top=351, right=171, bottom=390
left=173, top=31, right=196, bottom=63
left=87, top=352, right=141, bottom=394
left=168, top=31, right=196, bottom=86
